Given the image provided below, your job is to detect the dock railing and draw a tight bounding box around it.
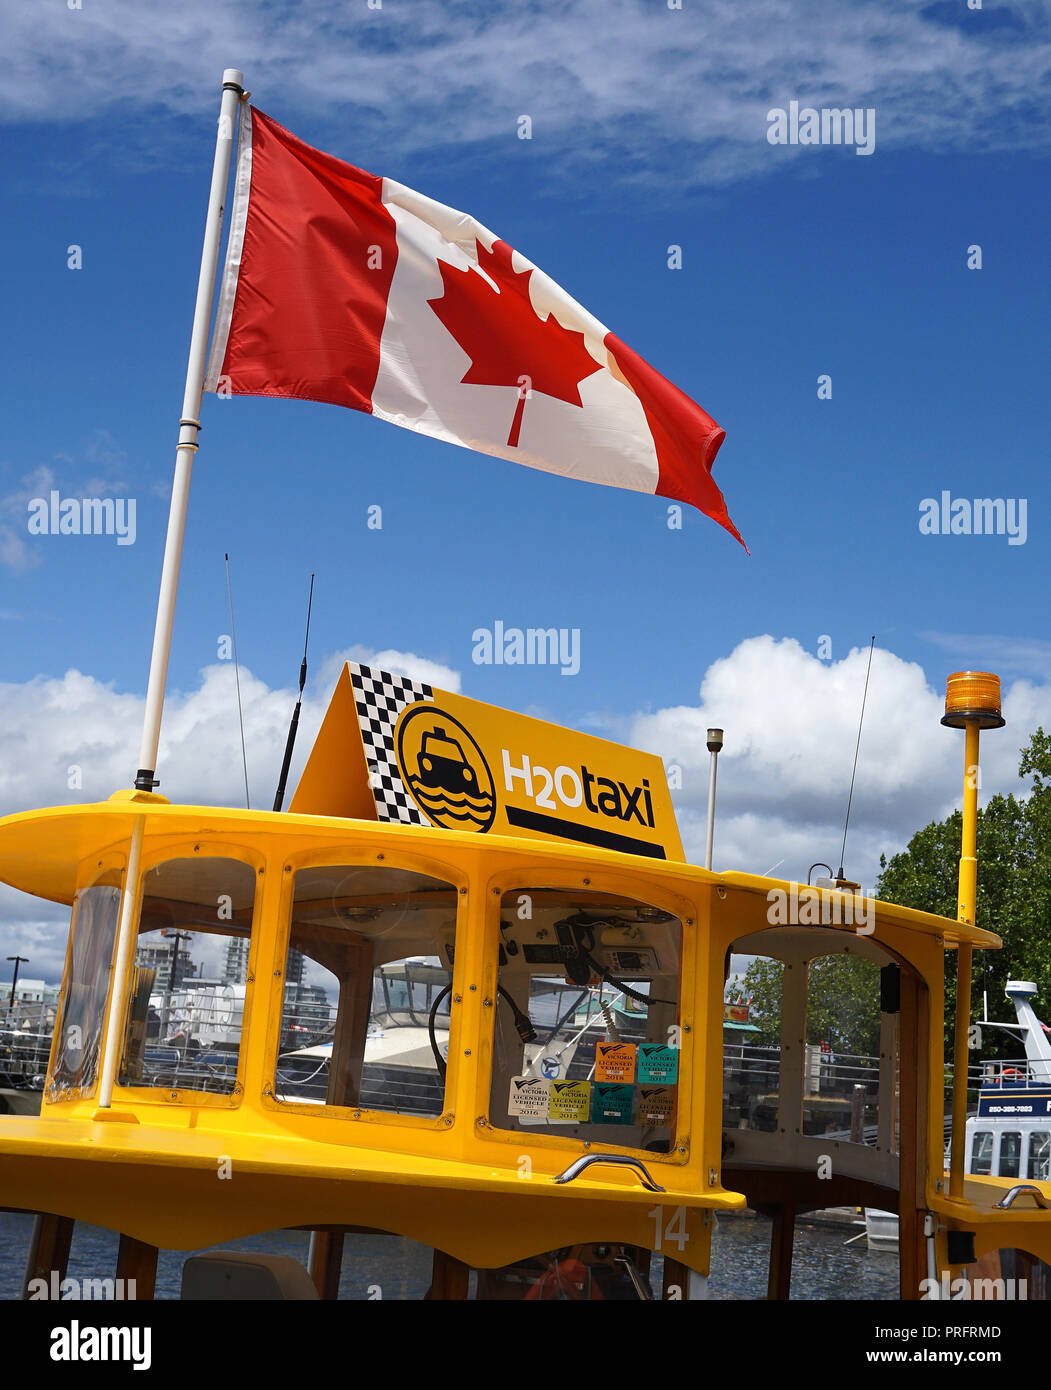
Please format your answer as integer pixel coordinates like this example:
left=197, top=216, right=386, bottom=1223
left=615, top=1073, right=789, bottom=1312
left=723, top=1041, right=1021, bottom=1146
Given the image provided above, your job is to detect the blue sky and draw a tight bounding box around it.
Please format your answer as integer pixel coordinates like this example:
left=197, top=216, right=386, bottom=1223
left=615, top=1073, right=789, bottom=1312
left=1, top=0, right=1050, bottom=978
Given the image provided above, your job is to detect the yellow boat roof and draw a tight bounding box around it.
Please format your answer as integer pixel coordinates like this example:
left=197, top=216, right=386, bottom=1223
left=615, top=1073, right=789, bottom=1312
left=0, top=791, right=1000, bottom=950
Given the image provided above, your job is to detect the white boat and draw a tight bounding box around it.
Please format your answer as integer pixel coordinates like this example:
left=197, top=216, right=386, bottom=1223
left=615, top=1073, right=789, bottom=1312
left=863, top=1208, right=899, bottom=1250
left=865, top=979, right=1051, bottom=1248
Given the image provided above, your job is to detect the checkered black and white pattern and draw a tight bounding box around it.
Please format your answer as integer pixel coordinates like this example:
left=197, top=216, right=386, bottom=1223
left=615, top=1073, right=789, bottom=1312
left=350, top=662, right=434, bottom=825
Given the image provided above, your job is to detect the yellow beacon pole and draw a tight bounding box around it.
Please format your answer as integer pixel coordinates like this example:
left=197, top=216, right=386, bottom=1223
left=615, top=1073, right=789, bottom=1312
left=940, top=671, right=1004, bottom=1199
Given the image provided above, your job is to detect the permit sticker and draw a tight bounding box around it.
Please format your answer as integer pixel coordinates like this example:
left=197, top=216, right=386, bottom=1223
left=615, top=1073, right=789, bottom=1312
left=591, top=1082, right=634, bottom=1125
left=508, top=1076, right=551, bottom=1120
left=595, top=1042, right=637, bottom=1083
left=637, top=1085, right=674, bottom=1126
left=637, top=1043, right=679, bottom=1085
left=548, top=1080, right=591, bottom=1123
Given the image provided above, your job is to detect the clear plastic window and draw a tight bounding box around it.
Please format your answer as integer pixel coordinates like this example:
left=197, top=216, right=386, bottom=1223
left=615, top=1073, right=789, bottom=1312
left=274, top=864, right=459, bottom=1118
left=802, top=955, right=882, bottom=1138
left=119, top=856, right=256, bottom=1095
left=47, top=875, right=122, bottom=1100
left=971, top=1130, right=994, bottom=1175
left=726, top=955, right=782, bottom=1133
left=1028, top=1132, right=1051, bottom=1181
left=999, top=1131, right=1022, bottom=1179
left=488, top=886, right=682, bottom=1151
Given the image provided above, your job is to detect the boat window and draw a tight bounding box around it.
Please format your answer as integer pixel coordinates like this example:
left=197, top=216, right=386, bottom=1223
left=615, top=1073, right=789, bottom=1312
left=47, top=873, right=123, bottom=1101
left=970, top=1130, right=993, bottom=1175
left=724, top=955, right=782, bottom=1134
left=802, top=955, right=882, bottom=1139
left=999, top=1131, right=1022, bottom=1179
left=487, top=886, right=682, bottom=1151
left=1028, top=1132, right=1051, bottom=1182
left=117, top=857, right=256, bottom=1096
left=274, top=863, right=459, bottom=1118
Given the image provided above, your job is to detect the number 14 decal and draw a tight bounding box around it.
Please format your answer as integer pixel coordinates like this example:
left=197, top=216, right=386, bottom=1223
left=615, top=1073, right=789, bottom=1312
left=649, top=1205, right=689, bottom=1251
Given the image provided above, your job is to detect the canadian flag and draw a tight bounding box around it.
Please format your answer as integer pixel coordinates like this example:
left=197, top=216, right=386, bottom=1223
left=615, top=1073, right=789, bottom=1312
left=205, top=106, right=745, bottom=548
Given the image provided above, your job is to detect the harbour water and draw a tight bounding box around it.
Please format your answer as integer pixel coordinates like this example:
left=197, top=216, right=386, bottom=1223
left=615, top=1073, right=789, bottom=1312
left=0, top=1210, right=897, bottom=1300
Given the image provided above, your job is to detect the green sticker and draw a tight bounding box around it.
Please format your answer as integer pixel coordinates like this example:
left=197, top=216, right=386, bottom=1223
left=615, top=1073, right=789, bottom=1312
left=548, top=1080, right=591, bottom=1123
left=591, top=1082, right=634, bottom=1125
left=637, top=1043, right=679, bottom=1084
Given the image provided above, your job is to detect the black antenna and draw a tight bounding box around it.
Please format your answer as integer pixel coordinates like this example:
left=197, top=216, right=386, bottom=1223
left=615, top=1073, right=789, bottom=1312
left=273, top=573, right=315, bottom=812
left=225, top=553, right=250, bottom=809
left=837, top=636, right=876, bottom=882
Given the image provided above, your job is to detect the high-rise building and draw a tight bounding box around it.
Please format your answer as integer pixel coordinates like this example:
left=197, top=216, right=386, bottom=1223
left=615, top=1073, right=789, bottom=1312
left=222, top=936, right=250, bottom=985
left=135, top=940, right=195, bottom=992
left=222, top=939, right=304, bottom=986
left=286, top=946, right=305, bottom=987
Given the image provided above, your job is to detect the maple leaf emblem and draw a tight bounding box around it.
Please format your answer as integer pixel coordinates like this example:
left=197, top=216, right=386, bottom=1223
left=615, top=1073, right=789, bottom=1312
left=427, top=238, right=603, bottom=447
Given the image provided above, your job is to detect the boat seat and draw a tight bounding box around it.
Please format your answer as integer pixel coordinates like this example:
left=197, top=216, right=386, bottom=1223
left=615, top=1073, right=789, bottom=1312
left=180, top=1250, right=320, bottom=1300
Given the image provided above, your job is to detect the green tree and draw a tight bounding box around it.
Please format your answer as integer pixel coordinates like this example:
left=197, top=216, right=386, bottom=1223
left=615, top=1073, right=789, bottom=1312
left=875, top=727, right=1051, bottom=1055
left=737, top=957, right=783, bottom=1046
left=741, top=953, right=882, bottom=1055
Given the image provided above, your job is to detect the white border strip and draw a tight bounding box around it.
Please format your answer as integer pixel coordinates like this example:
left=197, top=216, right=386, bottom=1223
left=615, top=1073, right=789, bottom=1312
left=204, top=99, right=254, bottom=392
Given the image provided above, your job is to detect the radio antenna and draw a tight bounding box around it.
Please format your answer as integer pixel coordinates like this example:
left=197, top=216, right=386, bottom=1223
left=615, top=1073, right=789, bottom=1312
left=273, top=573, right=315, bottom=812
left=837, top=636, right=876, bottom=882
left=225, top=553, right=250, bottom=810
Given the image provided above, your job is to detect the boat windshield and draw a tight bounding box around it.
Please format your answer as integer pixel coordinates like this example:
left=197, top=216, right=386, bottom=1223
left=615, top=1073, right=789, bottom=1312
left=487, top=885, right=683, bottom=1151
left=274, top=863, right=460, bottom=1119
left=47, top=872, right=123, bottom=1101
left=117, top=856, right=257, bottom=1097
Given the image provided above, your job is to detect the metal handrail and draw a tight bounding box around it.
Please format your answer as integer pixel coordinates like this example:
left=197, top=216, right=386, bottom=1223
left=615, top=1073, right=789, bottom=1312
left=553, top=1153, right=665, bottom=1192
left=994, top=1184, right=1050, bottom=1211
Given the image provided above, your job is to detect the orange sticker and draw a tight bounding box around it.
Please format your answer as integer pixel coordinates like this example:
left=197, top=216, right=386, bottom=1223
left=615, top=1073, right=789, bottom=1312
left=594, top=1041, right=637, bottom=1083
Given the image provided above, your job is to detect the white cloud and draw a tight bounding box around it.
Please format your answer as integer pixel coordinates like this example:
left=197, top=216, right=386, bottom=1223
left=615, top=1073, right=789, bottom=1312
left=630, top=635, right=1051, bottom=890
left=0, top=888, right=69, bottom=986
left=921, top=631, right=1051, bottom=684
left=316, top=646, right=461, bottom=695
left=1, top=1, right=1047, bottom=189
left=3, top=634, right=1048, bottom=983
left=1, top=443, right=136, bottom=572
left=0, top=645, right=459, bottom=817
left=0, top=645, right=460, bottom=980
left=0, top=466, right=53, bottom=574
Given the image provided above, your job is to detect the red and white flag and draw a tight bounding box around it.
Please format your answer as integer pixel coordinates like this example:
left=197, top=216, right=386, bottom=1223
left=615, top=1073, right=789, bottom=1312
left=205, top=107, right=745, bottom=548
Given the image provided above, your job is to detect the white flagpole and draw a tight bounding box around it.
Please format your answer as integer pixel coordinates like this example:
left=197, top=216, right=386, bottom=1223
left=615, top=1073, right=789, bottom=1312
left=97, top=69, right=245, bottom=1110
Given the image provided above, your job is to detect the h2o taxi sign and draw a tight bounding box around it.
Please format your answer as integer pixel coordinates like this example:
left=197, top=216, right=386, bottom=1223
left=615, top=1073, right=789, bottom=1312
left=290, top=662, right=684, bottom=862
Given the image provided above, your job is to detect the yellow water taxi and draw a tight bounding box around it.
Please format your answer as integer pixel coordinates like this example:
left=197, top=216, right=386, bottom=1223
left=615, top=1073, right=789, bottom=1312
left=1, top=660, right=1048, bottom=1300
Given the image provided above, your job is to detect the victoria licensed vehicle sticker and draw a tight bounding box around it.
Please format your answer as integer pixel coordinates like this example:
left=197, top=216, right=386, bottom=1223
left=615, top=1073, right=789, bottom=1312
left=507, top=1076, right=552, bottom=1120
left=637, top=1043, right=679, bottom=1085
left=594, top=1041, right=637, bottom=1084
left=591, top=1082, right=635, bottom=1124
left=548, top=1080, right=592, bottom=1123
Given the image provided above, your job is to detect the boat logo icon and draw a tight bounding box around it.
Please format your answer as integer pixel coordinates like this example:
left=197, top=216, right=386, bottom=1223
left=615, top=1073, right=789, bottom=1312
left=395, top=704, right=496, bottom=832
